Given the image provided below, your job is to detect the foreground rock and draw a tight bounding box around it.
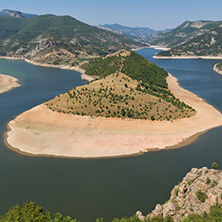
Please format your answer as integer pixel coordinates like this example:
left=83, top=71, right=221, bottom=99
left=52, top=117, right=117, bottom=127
left=142, top=167, right=222, bottom=221
left=0, top=74, right=20, bottom=94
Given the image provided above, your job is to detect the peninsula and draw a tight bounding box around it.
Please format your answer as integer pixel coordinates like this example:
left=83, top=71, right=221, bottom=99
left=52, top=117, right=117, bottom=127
left=5, top=50, right=222, bottom=158
left=0, top=74, right=20, bottom=94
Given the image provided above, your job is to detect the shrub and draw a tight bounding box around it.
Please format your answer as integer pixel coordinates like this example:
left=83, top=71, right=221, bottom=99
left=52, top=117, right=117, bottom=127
left=196, top=190, right=208, bottom=203
left=206, top=177, right=211, bottom=184
left=212, top=162, right=218, bottom=169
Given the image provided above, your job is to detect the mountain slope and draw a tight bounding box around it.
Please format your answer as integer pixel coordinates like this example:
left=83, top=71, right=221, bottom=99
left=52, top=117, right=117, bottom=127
left=150, top=20, right=222, bottom=48
left=98, top=23, right=155, bottom=42
left=157, top=24, right=222, bottom=57
left=0, top=9, right=37, bottom=18
left=0, top=14, right=144, bottom=65
left=46, top=50, right=195, bottom=120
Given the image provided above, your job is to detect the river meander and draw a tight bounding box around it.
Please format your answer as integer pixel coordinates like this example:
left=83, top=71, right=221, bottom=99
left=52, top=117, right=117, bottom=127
left=0, top=48, right=221, bottom=221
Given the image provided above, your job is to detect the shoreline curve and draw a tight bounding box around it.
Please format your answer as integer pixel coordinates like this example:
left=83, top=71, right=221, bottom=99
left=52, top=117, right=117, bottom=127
left=154, top=55, right=222, bottom=60
left=213, top=64, right=222, bottom=75
left=0, top=74, right=20, bottom=94
left=5, top=73, right=222, bottom=159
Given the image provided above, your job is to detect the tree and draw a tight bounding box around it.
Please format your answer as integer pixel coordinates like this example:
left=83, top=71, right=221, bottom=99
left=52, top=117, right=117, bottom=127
left=121, top=108, right=126, bottom=116
left=212, top=162, right=218, bottom=170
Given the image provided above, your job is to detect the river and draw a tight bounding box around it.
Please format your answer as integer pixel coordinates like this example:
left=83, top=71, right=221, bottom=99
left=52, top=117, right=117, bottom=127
left=0, top=48, right=221, bottom=221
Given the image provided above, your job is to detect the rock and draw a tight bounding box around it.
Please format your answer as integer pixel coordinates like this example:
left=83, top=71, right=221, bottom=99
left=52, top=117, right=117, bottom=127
left=162, top=202, right=176, bottom=217
left=152, top=204, right=163, bottom=217
left=145, top=167, right=222, bottom=221
left=136, top=211, right=145, bottom=221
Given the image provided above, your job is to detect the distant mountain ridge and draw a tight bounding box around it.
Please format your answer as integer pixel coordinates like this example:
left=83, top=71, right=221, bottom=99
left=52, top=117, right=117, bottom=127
left=98, top=23, right=170, bottom=43
left=156, top=21, right=222, bottom=57
left=150, top=20, right=222, bottom=48
left=0, top=14, right=144, bottom=66
left=0, top=9, right=37, bottom=18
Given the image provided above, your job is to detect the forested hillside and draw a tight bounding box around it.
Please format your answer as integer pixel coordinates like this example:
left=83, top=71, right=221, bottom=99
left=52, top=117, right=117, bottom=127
left=0, top=14, right=144, bottom=65
left=46, top=50, right=195, bottom=120
left=157, top=23, right=222, bottom=57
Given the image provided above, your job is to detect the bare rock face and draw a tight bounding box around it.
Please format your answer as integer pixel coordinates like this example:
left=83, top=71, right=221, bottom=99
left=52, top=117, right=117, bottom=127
left=142, top=167, right=222, bottom=221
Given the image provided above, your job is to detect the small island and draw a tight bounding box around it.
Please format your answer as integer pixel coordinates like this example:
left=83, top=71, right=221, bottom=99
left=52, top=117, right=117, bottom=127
left=5, top=50, right=222, bottom=158
left=0, top=74, right=20, bottom=94
left=213, top=63, right=222, bottom=75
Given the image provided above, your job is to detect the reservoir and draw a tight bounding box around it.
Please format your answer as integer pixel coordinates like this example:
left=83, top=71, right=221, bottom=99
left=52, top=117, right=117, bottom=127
left=0, top=48, right=221, bottom=221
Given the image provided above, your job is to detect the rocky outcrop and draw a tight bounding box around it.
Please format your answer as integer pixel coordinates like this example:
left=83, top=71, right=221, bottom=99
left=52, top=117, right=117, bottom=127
left=139, top=167, right=222, bottom=221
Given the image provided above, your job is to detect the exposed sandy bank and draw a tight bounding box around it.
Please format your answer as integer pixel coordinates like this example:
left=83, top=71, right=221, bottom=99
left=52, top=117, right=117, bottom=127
left=5, top=73, right=222, bottom=158
left=150, top=45, right=171, bottom=51
left=213, top=64, right=222, bottom=75
left=0, top=74, right=20, bottom=94
left=24, top=59, right=98, bottom=82
left=154, top=55, right=222, bottom=60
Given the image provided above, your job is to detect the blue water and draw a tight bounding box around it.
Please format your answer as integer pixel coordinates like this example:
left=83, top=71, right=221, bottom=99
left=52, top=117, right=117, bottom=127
left=0, top=49, right=221, bottom=222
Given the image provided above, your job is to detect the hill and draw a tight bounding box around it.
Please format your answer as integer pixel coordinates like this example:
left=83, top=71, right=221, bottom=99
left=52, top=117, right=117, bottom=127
left=0, top=14, right=144, bottom=66
left=46, top=50, right=195, bottom=120
left=157, top=24, right=222, bottom=57
left=0, top=9, right=37, bottom=18
left=150, top=20, right=221, bottom=48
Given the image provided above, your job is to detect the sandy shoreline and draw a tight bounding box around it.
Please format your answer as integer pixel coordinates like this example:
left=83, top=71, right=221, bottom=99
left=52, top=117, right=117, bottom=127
left=213, top=64, right=222, bottom=75
left=24, top=59, right=97, bottom=82
left=5, top=73, right=222, bottom=158
left=150, top=45, right=171, bottom=51
left=154, top=55, right=222, bottom=60
left=0, top=56, right=96, bottom=82
left=0, top=74, right=20, bottom=94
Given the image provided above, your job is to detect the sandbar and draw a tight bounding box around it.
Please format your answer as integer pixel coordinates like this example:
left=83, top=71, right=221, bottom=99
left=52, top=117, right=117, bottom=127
left=0, top=74, right=20, bottom=94
left=5, top=73, right=222, bottom=158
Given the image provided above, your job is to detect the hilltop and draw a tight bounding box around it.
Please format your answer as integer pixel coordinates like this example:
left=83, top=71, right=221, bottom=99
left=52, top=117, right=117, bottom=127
left=150, top=20, right=221, bottom=48
left=0, top=14, right=144, bottom=65
left=156, top=23, right=222, bottom=57
left=46, top=50, right=195, bottom=120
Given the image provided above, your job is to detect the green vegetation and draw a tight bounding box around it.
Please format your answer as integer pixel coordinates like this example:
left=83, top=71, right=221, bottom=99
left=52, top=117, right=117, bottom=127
left=83, top=50, right=168, bottom=88
left=212, top=162, right=218, bottom=170
left=196, top=190, right=208, bottom=203
left=0, top=14, right=144, bottom=64
left=156, top=23, right=222, bottom=57
left=46, top=50, right=195, bottom=120
left=3, top=201, right=222, bottom=221
left=150, top=20, right=221, bottom=48
left=216, top=63, right=222, bottom=70
left=0, top=201, right=77, bottom=222
left=206, top=177, right=211, bottom=184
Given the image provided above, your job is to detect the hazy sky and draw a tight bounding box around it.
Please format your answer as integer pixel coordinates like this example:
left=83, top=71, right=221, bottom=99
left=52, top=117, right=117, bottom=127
left=1, top=0, right=222, bottom=30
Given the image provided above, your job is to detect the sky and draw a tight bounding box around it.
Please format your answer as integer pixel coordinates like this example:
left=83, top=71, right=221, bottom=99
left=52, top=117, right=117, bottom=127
left=1, top=0, right=222, bottom=30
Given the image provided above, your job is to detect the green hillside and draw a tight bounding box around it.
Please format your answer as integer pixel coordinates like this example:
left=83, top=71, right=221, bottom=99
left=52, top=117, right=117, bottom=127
left=46, top=50, right=195, bottom=121
left=150, top=20, right=221, bottom=48
left=0, top=14, right=144, bottom=65
left=157, top=23, right=222, bottom=57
